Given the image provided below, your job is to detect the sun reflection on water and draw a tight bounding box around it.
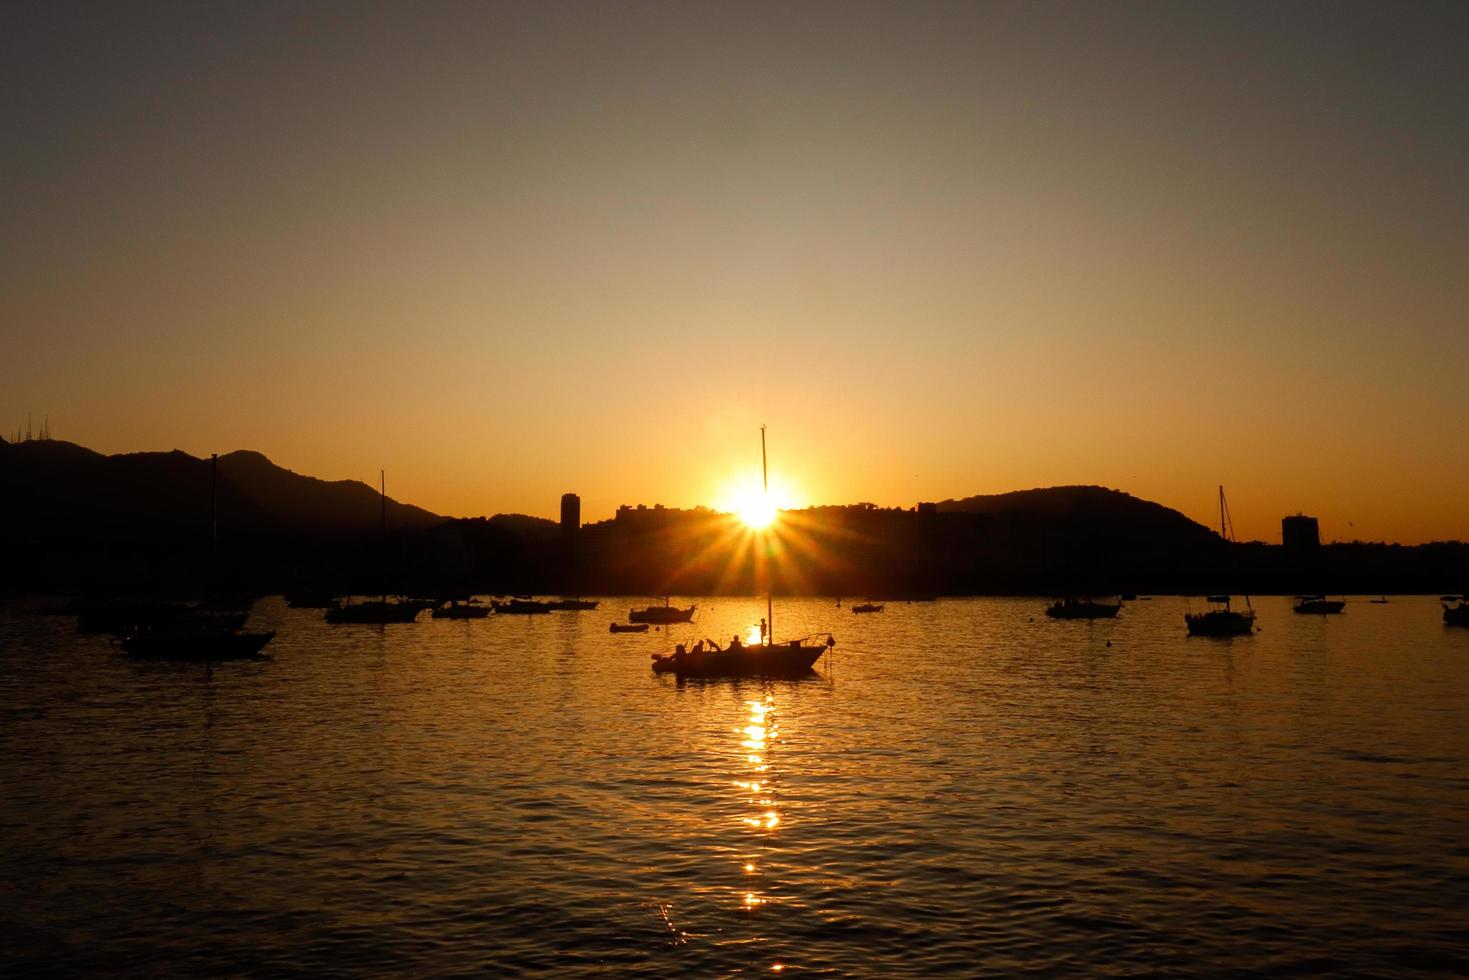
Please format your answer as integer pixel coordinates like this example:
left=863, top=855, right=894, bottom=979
left=734, top=695, right=781, bottom=916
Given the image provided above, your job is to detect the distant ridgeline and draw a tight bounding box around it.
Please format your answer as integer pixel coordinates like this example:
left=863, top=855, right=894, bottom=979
left=1, top=436, right=1464, bottom=596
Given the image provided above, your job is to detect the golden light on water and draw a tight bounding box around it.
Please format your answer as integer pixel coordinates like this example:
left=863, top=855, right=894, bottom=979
left=734, top=696, right=783, bottom=913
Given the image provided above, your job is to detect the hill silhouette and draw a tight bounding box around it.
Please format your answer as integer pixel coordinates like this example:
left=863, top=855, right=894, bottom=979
left=2, top=436, right=1463, bottom=596
left=1, top=439, right=443, bottom=534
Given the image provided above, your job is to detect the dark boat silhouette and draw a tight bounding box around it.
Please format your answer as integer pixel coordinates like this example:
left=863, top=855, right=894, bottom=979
left=629, top=598, right=695, bottom=623
left=546, top=598, right=599, bottom=611
left=652, top=427, right=833, bottom=679
left=652, top=636, right=832, bottom=678
left=1444, top=596, right=1468, bottom=626
left=494, top=599, right=552, bottom=615
left=327, top=471, right=426, bottom=626
left=1370, top=596, right=1389, bottom=604
left=431, top=601, right=490, bottom=619
left=77, top=598, right=248, bottom=635
left=609, top=622, right=649, bottom=633
left=1045, top=597, right=1122, bottom=619
left=119, top=626, right=274, bottom=661
left=1293, top=595, right=1346, bottom=614
left=1185, top=487, right=1257, bottom=637
left=851, top=603, right=883, bottom=614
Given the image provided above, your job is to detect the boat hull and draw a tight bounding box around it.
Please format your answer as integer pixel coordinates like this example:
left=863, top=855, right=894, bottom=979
left=1185, top=610, right=1256, bottom=636
left=628, top=606, right=696, bottom=624
left=121, top=629, right=274, bottom=661
left=652, top=642, right=825, bottom=678
left=1293, top=600, right=1345, bottom=614
left=494, top=600, right=552, bottom=615
left=610, top=623, right=649, bottom=633
left=1445, top=605, right=1469, bottom=626
left=431, top=605, right=491, bottom=619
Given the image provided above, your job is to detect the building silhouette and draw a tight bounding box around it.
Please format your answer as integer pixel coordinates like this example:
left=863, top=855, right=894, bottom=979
left=560, top=493, right=581, bottom=533
left=1282, top=514, right=1321, bottom=554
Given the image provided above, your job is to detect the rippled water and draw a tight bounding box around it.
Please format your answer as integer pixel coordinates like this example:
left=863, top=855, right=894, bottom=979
left=3, top=596, right=1468, bottom=976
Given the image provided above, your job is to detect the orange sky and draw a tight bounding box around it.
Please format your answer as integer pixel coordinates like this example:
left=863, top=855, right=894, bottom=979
left=3, top=3, right=1466, bottom=544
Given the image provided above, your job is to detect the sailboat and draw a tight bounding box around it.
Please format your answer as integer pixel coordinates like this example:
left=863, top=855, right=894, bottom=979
left=628, top=596, right=696, bottom=623
left=119, top=453, right=276, bottom=659
left=325, top=471, right=425, bottom=624
left=652, top=427, right=834, bottom=678
left=1184, top=486, right=1257, bottom=637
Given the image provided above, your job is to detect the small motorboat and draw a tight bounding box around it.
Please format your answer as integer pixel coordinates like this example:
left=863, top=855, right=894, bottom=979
left=609, top=622, right=650, bottom=633
left=547, top=598, right=599, bottom=611
left=851, top=603, right=883, bottom=614
left=1045, top=597, right=1122, bottom=619
left=1293, top=595, right=1346, bottom=615
left=120, top=626, right=275, bottom=661
left=1371, top=596, right=1389, bottom=604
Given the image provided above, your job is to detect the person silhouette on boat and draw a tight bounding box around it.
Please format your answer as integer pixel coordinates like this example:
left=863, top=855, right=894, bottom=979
left=729, top=634, right=744, bottom=651
left=759, top=618, right=768, bottom=644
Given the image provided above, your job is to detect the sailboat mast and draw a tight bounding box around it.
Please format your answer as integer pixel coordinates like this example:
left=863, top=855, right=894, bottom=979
left=380, top=470, right=387, bottom=604
left=762, top=425, right=772, bottom=645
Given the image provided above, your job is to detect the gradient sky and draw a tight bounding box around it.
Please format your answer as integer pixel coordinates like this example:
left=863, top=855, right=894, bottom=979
left=4, top=1, right=1466, bottom=543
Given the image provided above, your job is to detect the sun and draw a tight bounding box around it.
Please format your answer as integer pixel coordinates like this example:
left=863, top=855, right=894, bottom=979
left=737, top=495, right=778, bottom=531
left=718, top=474, right=800, bottom=530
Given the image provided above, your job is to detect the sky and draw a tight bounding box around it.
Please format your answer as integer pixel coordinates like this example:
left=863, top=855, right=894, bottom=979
left=3, top=1, right=1467, bottom=544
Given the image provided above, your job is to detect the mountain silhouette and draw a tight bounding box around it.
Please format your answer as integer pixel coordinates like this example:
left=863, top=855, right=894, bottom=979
left=3, top=436, right=1462, bottom=596
left=1, top=438, right=444, bottom=534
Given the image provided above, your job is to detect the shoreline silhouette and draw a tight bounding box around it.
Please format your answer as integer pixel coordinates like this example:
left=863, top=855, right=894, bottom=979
left=3, top=436, right=1464, bottom=599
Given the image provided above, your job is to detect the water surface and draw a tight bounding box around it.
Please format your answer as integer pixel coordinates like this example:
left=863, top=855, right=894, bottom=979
left=3, top=596, right=1467, bottom=975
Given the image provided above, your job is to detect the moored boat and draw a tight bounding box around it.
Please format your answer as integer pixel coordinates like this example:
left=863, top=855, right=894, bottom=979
left=629, top=599, right=696, bottom=623
left=610, top=622, right=649, bottom=633
left=431, top=601, right=490, bottom=619
left=120, top=626, right=275, bottom=661
left=652, top=635, right=833, bottom=678
left=494, top=599, right=552, bottom=615
left=1444, top=596, right=1468, bottom=626
left=1293, top=595, right=1346, bottom=614
left=851, top=603, right=883, bottom=614
left=1185, top=487, right=1257, bottom=637
left=546, top=598, right=599, bottom=611
left=1186, top=596, right=1257, bottom=636
left=1045, top=597, right=1122, bottom=619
